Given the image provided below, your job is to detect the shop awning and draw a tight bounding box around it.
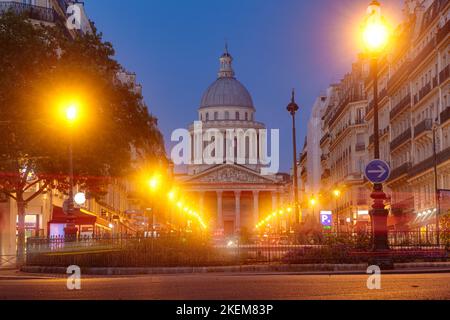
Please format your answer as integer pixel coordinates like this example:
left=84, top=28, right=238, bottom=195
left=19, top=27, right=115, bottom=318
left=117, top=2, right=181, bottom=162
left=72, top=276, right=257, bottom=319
left=49, top=206, right=96, bottom=225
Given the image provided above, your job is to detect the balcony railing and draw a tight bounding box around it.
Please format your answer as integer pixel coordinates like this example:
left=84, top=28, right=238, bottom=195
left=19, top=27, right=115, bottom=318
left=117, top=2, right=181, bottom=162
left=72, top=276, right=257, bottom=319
left=320, top=133, right=329, bottom=146
left=440, top=107, right=450, bottom=124
left=418, top=83, right=432, bottom=103
left=412, top=38, right=436, bottom=72
left=390, top=129, right=411, bottom=151
left=388, top=162, right=411, bottom=182
left=0, top=2, right=57, bottom=23
left=355, top=143, right=366, bottom=152
left=388, top=61, right=411, bottom=91
left=414, top=118, right=433, bottom=137
left=440, top=65, right=449, bottom=85
left=390, top=95, right=411, bottom=120
left=408, top=147, right=450, bottom=178
left=437, top=17, right=450, bottom=45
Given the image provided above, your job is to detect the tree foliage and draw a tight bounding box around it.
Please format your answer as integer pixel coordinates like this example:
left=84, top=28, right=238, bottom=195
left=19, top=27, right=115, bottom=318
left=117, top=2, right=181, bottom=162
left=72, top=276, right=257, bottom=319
left=0, top=12, right=165, bottom=260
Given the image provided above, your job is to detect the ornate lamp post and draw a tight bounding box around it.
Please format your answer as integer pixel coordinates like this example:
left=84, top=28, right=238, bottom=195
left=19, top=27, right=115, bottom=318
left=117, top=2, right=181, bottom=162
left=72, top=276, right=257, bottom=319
left=63, top=103, right=79, bottom=240
left=362, top=1, right=390, bottom=251
left=333, top=189, right=341, bottom=235
left=287, top=90, right=300, bottom=233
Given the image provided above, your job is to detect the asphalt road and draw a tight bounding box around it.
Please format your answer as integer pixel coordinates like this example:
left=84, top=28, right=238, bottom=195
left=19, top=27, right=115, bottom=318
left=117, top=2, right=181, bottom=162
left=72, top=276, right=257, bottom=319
left=0, top=272, right=449, bottom=300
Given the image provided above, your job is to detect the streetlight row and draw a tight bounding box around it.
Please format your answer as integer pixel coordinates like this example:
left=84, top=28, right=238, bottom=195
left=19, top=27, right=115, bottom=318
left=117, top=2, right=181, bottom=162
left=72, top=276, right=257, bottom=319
left=148, top=174, right=208, bottom=231
left=255, top=206, right=293, bottom=230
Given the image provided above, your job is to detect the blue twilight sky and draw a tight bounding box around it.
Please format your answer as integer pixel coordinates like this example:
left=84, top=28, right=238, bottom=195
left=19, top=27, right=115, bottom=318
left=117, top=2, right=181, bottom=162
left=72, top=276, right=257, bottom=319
left=84, top=0, right=403, bottom=173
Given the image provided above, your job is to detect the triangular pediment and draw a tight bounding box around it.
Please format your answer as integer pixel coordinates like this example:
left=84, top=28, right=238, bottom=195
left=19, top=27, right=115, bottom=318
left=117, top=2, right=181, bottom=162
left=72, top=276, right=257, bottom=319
left=184, top=164, right=277, bottom=184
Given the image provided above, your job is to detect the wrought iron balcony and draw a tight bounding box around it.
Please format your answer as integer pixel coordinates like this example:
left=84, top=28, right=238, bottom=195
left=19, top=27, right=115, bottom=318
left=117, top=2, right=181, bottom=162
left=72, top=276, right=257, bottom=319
left=320, top=133, right=329, bottom=146
left=388, top=61, right=411, bottom=91
left=409, top=147, right=450, bottom=178
left=0, top=1, right=57, bottom=23
left=440, top=65, right=449, bottom=85
left=388, top=162, right=411, bottom=182
left=390, top=129, right=411, bottom=151
left=412, top=39, right=436, bottom=72
left=355, top=143, right=366, bottom=152
left=414, top=118, right=433, bottom=137
left=440, top=107, right=450, bottom=125
left=437, top=17, right=450, bottom=45
left=390, top=95, right=411, bottom=120
left=418, top=83, right=432, bottom=103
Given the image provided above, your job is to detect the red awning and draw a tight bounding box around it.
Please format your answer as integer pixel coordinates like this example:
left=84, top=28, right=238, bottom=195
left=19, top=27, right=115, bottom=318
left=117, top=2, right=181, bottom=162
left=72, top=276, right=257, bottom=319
left=49, top=206, right=96, bottom=225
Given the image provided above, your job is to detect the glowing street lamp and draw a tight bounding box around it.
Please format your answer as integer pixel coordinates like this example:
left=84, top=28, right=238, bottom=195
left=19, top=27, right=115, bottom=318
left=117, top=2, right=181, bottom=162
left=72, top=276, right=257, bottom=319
left=148, top=174, right=161, bottom=192
left=333, top=189, right=341, bottom=235
left=362, top=0, right=391, bottom=251
left=65, top=104, right=78, bottom=123
left=63, top=100, right=82, bottom=240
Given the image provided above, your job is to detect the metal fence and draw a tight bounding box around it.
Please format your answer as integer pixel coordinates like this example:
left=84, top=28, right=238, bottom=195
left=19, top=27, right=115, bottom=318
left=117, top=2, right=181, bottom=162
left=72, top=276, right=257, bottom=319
left=24, top=231, right=449, bottom=267
left=0, top=255, right=16, bottom=269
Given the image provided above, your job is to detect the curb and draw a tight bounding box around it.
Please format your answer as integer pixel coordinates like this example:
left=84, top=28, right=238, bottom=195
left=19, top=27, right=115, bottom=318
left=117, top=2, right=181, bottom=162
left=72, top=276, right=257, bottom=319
left=21, top=262, right=450, bottom=276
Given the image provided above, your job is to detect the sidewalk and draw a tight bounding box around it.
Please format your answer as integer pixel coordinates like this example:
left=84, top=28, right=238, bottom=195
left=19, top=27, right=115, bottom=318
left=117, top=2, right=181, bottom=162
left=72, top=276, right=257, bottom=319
left=19, top=262, right=450, bottom=276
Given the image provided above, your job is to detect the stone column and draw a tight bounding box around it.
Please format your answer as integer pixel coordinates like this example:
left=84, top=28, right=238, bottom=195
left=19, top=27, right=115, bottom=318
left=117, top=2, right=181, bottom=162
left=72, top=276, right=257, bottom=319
left=216, top=191, right=223, bottom=230
left=271, top=191, right=278, bottom=211
left=253, top=191, right=259, bottom=227
left=199, top=192, right=205, bottom=215
left=234, top=191, right=241, bottom=232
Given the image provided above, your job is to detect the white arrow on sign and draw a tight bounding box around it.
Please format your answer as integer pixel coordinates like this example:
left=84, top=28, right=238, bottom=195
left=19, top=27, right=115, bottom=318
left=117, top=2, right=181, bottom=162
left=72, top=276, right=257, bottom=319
left=368, top=165, right=387, bottom=178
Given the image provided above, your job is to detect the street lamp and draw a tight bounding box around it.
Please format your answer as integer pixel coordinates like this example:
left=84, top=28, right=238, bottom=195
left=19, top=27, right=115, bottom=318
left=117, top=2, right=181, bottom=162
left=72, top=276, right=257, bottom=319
left=432, top=121, right=440, bottom=246
left=362, top=0, right=390, bottom=251
left=333, top=189, right=341, bottom=235
left=287, top=89, right=300, bottom=235
left=63, top=102, right=80, bottom=240
left=310, top=196, right=317, bottom=221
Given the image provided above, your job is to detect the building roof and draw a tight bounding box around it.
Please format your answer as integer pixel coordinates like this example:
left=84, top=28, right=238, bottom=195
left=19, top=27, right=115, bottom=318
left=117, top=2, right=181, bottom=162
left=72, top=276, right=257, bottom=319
left=200, top=48, right=254, bottom=110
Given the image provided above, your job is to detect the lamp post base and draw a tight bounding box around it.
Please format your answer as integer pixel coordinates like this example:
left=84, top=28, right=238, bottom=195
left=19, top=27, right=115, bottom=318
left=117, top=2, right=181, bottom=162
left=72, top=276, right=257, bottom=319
left=370, top=185, right=389, bottom=251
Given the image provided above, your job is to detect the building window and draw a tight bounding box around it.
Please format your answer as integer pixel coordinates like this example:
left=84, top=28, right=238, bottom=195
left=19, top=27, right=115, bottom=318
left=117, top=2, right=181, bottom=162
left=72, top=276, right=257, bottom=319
left=225, top=111, right=229, bottom=120
left=214, top=112, right=218, bottom=120
left=245, top=112, right=248, bottom=121
left=236, top=112, right=240, bottom=120
left=206, top=113, right=209, bottom=121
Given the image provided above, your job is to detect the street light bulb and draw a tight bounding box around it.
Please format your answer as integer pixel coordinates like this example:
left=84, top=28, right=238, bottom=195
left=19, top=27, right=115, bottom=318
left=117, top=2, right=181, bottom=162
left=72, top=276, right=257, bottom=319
left=168, top=190, right=176, bottom=200
left=65, top=104, right=78, bottom=122
left=363, top=22, right=389, bottom=51
left=148, top=174, right=161, bottom=191
left=74, top=192, right=86, bottom=205
left=333, top=189, right=341, bottom=198
left=310, top=198, right=317, bottom=206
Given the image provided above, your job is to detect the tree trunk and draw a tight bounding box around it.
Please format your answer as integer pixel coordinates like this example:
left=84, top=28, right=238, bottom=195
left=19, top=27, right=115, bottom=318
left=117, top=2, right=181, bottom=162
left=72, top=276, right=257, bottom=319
left=16, top=197, right=26, bottom=266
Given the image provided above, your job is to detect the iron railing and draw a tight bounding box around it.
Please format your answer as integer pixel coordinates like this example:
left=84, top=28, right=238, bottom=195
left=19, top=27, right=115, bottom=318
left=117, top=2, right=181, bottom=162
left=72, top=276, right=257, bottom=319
left=414, top=118, right=433, bottom=137
left=24, top=232, right=449, bottom=267
left=0, top=1, right=56, bottom=23
left=390, top=129, right=411, bottom=151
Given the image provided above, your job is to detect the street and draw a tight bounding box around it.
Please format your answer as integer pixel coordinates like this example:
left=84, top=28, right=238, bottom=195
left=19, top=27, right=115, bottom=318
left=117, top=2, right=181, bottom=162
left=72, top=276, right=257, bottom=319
left=0, top=272, right=449, bottom=300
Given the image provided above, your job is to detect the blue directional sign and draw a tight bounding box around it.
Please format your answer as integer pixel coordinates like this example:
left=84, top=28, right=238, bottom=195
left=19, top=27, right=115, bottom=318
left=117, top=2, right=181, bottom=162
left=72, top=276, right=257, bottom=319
left=320, top=211, right=332, bottom=227
left=365, top=159, right=391, bottom=183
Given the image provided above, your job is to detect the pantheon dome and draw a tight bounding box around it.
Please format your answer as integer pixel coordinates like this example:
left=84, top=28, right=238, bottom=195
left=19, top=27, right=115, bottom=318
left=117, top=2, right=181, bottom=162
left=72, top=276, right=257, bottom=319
left=199, top=48, right=255, bottom=122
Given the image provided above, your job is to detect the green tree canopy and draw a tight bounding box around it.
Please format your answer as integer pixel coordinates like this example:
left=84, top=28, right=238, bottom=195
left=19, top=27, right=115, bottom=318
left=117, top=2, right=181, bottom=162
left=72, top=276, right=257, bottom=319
left=0, top=12, right=165, bottom=261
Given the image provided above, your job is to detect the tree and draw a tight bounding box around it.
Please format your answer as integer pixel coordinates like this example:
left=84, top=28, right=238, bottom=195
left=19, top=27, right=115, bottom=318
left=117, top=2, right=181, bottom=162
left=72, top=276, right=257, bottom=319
left=0, top=12, right=165, bottom=263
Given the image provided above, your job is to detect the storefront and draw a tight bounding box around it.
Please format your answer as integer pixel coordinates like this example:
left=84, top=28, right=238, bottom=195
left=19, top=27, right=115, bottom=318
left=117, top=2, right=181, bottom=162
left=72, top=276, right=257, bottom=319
left=48, top=206, right=111, bottom=238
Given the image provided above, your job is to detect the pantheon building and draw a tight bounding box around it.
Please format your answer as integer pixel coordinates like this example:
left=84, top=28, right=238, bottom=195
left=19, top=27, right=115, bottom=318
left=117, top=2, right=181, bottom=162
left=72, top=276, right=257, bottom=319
left=176, top=47, right=289, bottom=237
